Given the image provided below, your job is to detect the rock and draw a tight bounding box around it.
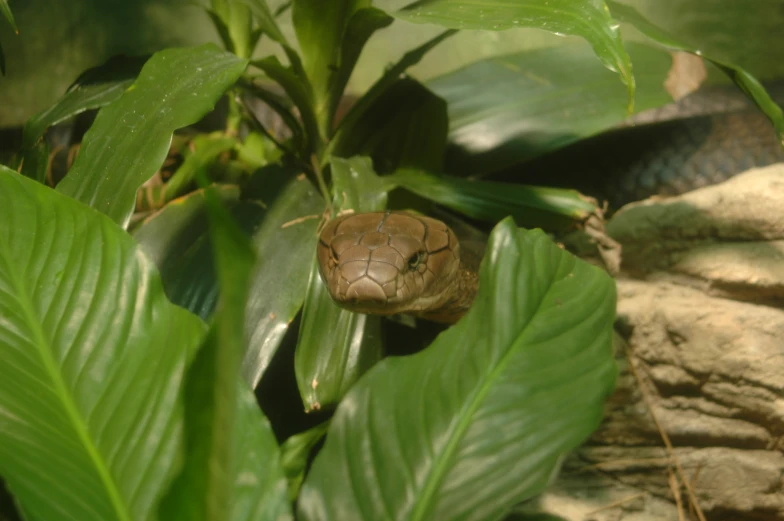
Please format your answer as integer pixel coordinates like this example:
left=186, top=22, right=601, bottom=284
left=540, top=164, right=784, bottom=521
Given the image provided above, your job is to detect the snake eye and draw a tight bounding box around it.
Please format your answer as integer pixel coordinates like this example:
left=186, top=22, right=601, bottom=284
left=407, top=251, right=424, bottom=271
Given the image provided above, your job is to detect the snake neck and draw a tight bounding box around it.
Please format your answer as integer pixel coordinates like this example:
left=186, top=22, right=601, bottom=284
left=417, top=239, right=483, bottom=324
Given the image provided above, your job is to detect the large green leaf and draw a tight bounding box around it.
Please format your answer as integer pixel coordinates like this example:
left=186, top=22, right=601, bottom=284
left=294, top=157, right=386, bottom=411
left=242, top=172, right=325, bottom=387
left=0, top=166, right=206, bottom=521
left=292, top=0, right=375, bottom=135
left=134, top=171, right=325, bottom=387
left=428, top=42, right=673, bottom=175
left=299, top=219, right=617, bottom=521
left=159, top=184, right=291, bottom=521
left=384, top=169, right=597, bottom=230
left=332, top=78, right=448, bottom=174
left=606, top=0, right=784, bottom=144
left=395, top=0, right=634, bottom=107
left=55, top=44, right=248, bottom=228
left=21, top=55, right=148, bottom=153
left=0, top=167, right=289, bottom=521
left=323, top=7, right=394, bottom=136
left=133, top=191, right=261, bottom=320
left=332, top=29, right=455, bottom=154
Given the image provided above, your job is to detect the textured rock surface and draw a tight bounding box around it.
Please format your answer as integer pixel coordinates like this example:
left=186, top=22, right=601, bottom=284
left=541, top=163, right=784, bottom=521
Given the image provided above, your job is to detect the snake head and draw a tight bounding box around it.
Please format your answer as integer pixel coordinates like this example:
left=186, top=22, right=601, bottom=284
left=317, top=211, right=461, bottom=316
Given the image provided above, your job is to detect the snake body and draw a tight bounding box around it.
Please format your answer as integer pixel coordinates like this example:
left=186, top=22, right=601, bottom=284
left=317, top=211, right=480, bottom=323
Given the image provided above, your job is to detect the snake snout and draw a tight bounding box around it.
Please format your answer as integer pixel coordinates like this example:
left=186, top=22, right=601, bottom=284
left=316, top=211, right=461, bottom=316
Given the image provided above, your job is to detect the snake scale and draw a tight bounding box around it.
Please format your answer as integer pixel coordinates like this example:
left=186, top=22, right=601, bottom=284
left=317, top=84, right=784, bottom=322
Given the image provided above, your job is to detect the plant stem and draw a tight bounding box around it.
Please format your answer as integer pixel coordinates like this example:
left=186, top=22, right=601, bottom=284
left=311, top=153, right=333, bottom=214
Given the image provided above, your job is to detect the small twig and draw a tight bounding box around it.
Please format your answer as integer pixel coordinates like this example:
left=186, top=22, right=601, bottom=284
left=573, top=457, right=673, bottom=472
left=584, top=492, right=648, bottom=516
left=669, top=468, right=686, bottom=521
left=623, top=343, right=707, bottom=521
left=280, top=214, right=320, bottom=229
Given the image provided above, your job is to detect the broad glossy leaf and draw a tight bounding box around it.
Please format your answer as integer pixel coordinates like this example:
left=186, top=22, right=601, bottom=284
left=21, top=55, right=148, bottom=152
left=384, top=169, right=597, bottom=230
left=242, top=172, right=325, bottom=387
left=56, top=44, right=247, bottom=228
left=606, top=0, right=784, bottom=81
left=429, top=42, right=673, bottom=175
left=607, top=0, right=784, bottom=145
left=0, top=166, right=206, bottom=521
left=396, top=0, right=634, bottom=108
left=295, top=259, right=383, bottom=412
left=333, top=29, right=455, bottom=149
left=159, top=186, right=291, bottom=521
left=333, top=78, right=448, bottom=174
left=294, top=157, right=386, bottom=411
left=299, top=219, right=617, bottom=521
left=133, top=187, right=252, bottom=320
left=136, top=172, right=324, bottom=387
left=292, top=0, right=370, bottom=133
left=323, top=7, right=394, bottom=135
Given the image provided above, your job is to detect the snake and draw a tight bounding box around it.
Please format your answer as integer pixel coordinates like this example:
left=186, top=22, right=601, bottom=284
left=317, top=83, right=784, bottom=322
left=317, top=211, right=482, bottom=323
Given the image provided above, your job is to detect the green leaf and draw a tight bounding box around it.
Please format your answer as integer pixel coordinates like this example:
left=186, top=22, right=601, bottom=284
left=251, top=56, right=319, bottom=153
left=333, top=78, right=448, bottom=174
left=241, top=0, right=289, bottom=45
left=323, top=7, right=394, bottom=136
left=332, top=29, right=455, bottom=151
left=0, top=0, right=18, bottom=33
left=298, top=219, right=617, bottom=521
left=428, top=42, right=674, bottom=175
left=396, top=0, right=635, bottom=110
left=242, top=171, right=325, bottom=387
left=384, top=169, right=597, bottom=230
left=21, top=55, right=148, bottom=152
left=135, top=171, right=324, bottom=387
left=133, top=186, right=246, bottom=320
left=55, top=44, right=248, bottom=228
left=0, top=0, right=17, bottom=74
left=159, top=182, right=257, bottom=520
left=606, top=0, right=784, bottom=145
left=0, top=166, right=206, bottom=521
left=294, top=157, right=386, bottom=411
left=163, top=134, right=239, bottom=202
left=280, top=422, right=329, bottom=500
left=211, top=0, right=254, bottom=58
left=329, top=156, right=388, bottom=211
left=159, top=185, right=291, bottom=521
left=292, top=0, right=374, bottom=135
left=20, top=140, right=49, bottom=184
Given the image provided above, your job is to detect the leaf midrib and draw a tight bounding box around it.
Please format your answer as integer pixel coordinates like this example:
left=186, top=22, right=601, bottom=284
left=408, top=243, right=568, bottom=521
left=0, top=227, right=132, bottom=521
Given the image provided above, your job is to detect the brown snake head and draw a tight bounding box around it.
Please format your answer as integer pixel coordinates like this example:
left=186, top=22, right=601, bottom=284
left=317, top=211, right=461, bottom=316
